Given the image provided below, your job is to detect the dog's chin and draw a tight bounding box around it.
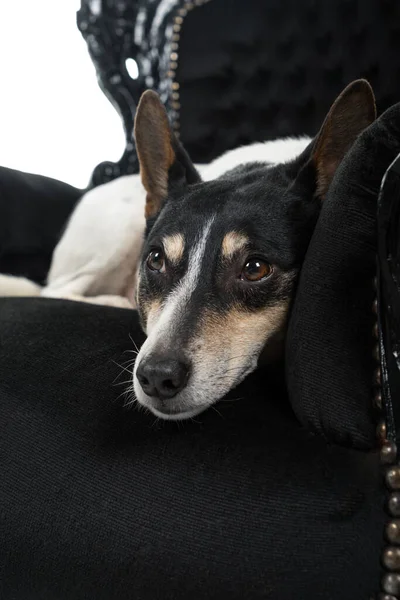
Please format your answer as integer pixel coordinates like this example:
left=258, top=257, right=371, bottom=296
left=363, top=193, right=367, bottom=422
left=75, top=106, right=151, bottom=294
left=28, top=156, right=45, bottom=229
left=149, top=405, right=208, bottom=421
left=133, top=383, right=213, bottom=421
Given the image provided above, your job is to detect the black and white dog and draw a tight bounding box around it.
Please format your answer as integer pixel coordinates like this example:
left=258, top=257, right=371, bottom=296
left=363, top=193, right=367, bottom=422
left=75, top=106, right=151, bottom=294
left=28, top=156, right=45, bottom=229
left=0, top=80, right=376, bottom=421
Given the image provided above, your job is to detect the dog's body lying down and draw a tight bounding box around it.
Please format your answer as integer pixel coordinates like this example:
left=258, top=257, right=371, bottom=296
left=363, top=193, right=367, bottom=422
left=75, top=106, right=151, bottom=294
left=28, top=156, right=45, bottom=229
left=0, top=80, right=376, bottom=421
left=0, top=136, right=310, bottom=306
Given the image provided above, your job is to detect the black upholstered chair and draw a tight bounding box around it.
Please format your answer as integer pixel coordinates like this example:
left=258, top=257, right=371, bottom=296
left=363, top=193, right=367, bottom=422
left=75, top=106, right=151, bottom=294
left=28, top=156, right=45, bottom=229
left=1, top=1, right=400, bottom=598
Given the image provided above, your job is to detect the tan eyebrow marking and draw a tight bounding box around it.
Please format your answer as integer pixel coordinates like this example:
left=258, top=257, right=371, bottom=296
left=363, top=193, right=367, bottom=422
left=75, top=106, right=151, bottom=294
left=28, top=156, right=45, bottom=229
left=221, top=231, right=249, bottom=259
left=163, top=233, right=185, bottom=264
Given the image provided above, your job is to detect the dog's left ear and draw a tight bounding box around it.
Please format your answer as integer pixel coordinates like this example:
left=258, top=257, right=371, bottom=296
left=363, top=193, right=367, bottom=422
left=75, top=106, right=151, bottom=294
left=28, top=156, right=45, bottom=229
left=310, top=79, right=376, bottom=199
left=134, top=90, right=200, bottom=219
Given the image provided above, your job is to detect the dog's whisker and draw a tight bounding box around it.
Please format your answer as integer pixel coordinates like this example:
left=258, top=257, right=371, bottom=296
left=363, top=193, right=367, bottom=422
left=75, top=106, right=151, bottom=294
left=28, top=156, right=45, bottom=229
left=211, top=406, right=224, bottom=419
left=128, top=333, right=141, bottom=354
left=112, top=359, right=136, bottom=376
left=123, top=348, right=139, bottom=356
left=189, top=416, right=201, bottom=424
left=123, top=388, right=138, bottom=408
left=113, top=378, right=133, bottom=387
left=116, top=357, right=137, bottom=368
left=115, top=386, right=134, bottom=403
left=219, top=396, right=244, bottom=403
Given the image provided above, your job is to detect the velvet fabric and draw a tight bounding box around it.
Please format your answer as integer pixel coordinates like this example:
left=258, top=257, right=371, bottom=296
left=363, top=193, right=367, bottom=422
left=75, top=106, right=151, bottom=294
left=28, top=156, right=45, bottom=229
left=0, top=297, right=385, bottom=599
left=286, top=102, right=400, bottom=450
left=0, top=167, right=81, bottom=284
left=178, top=0, right=400, bottom=163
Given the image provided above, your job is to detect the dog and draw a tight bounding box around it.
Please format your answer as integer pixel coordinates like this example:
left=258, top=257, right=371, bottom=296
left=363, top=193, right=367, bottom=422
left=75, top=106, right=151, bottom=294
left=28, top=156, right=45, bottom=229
left=131, top=80, right=375, bottom=420
left=0, top=80, right=375, bottom=421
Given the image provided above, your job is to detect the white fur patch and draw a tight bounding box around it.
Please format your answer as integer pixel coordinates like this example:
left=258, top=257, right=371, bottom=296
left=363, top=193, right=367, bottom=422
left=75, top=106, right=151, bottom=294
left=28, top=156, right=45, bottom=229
left=134, top=218, right=215, bottom=409
left=144, top=218, right=214, bottom=338
left=199, top=136, right=311, bottom=181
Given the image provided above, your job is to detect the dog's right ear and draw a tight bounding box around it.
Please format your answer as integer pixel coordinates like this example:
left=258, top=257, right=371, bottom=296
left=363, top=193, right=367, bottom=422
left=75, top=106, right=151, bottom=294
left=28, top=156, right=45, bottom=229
left=134, top=90, right=200, bottom=219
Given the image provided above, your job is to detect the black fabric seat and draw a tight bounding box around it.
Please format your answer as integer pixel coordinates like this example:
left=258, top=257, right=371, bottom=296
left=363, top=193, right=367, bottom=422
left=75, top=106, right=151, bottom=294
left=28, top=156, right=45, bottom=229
left=0, top=300, right=384, bottom=600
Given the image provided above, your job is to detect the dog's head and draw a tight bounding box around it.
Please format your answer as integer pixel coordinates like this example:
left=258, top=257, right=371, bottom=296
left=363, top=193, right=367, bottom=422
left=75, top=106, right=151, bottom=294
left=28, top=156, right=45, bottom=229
left=132, top=80, right=376, bottom=420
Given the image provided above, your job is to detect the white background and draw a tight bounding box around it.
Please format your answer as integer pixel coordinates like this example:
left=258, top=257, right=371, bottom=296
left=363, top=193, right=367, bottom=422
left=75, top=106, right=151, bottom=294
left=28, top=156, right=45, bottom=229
left=0, top=1, right=125, bottom=188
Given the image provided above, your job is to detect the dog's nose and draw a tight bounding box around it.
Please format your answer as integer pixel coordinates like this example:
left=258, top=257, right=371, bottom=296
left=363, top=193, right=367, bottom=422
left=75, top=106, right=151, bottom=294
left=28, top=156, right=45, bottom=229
left=136, top=357, right=190, bottom=399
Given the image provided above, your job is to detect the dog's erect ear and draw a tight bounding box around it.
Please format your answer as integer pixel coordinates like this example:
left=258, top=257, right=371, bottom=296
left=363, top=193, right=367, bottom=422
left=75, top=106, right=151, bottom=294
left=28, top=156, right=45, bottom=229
left=134, top=90, right=200, bottom=219
left=310, top=79, right=376, bottom=199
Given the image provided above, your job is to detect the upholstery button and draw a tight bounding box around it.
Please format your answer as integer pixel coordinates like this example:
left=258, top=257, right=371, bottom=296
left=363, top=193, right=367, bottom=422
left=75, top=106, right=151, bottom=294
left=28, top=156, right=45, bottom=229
left=381, top=443, right=398, bottom=465
left=386, top=521, right=400, bottom=544
left=386, top=468, right=400, bottom=490
left=382, top=573, right=400, bottom=595
left=389, top=494, right=400, bottom=517
left=378, top=420, right=387, bottom=443
left=374, top=391, right=383, bottom=411
left=383, top=547, right=400, bottom=571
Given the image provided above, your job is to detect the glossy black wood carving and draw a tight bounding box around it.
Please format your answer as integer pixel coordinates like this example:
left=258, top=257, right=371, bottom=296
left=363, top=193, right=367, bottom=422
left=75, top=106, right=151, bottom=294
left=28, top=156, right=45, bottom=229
left=77, top=0, right=183, bottom=188
left=377, top=152, right=400, bottom=444
left=77, top=0, right=142, bottom=186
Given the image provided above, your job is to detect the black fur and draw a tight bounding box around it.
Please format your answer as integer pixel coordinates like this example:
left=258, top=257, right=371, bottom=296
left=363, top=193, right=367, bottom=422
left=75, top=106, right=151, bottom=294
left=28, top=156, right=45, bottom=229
left=138, top=146, right=320, bottom=344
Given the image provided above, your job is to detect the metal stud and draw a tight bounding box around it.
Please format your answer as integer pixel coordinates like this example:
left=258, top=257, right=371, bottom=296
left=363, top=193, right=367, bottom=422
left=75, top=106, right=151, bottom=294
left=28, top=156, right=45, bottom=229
left=374, top=390, right=383, bottom=411
left=172, top=101, right=181, bottom=110
left=172, top=34, right=180, bottom=42
left=178, top=8, right=187, bottom=16
left=375, top=368, right=382, bottom=386
left=382, top=443, right=398, bottom=465
left=378, top=420, right=387, bottom=443
left=373, top=322, right=379, bottom=339
left=387, top=468, right=400, bottom=491
left=172, top=92, right=180, bottom=100
left=383, top=547, right=400, bottom=571
left=171, top=42, right=179, bottom=51
left=387, top=521, right=400, bottom=544
left=382, top=573, right=400, bottom=595
left=170, top=52, right=178, bottom=61
left=389, top=494, right=400, bottom=517
left=373, top=298, right=378, bottom=314
left=167, top=70, right=175, bottom=78
left=173, top=23, right=181, bottom=32
left=172, top=82, right=180, bottom=90
left=379, top=594, right=398, bottom=600
left=174, top=16, right=184, bottom=25
left=169, top=61, right=178, bottom=70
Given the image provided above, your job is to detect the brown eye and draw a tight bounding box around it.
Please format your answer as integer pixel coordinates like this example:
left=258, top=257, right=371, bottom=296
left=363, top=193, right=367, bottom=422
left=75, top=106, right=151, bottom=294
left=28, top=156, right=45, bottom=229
left=241, top=258, right=272, bottom=282
left=147, top=249, right=166, bottom=273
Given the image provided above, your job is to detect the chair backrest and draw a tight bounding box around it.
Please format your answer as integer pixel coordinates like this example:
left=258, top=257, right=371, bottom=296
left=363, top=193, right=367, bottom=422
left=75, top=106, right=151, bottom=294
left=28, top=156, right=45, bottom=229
left=78, top=0, right=400, bottom=183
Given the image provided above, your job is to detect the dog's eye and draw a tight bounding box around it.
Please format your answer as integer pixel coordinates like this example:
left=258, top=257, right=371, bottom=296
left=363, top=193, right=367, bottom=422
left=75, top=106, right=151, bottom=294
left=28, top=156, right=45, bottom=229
left=241, top=258, right=272, bottom=282
left=147, top=249, right=166, bottom=273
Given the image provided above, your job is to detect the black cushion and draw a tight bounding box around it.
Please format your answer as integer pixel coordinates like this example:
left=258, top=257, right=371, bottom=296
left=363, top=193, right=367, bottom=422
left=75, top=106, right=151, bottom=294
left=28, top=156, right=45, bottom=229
left=0, top=298, right=384, bottom=600
left=286, top=101, right=400, bottom=450
left=0, top=166, right=82, bottom=284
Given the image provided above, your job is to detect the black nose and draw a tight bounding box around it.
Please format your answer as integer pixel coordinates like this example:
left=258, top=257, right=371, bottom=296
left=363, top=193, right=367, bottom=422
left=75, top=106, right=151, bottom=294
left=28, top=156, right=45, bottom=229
left=136, top=357, right=190, bottom=400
